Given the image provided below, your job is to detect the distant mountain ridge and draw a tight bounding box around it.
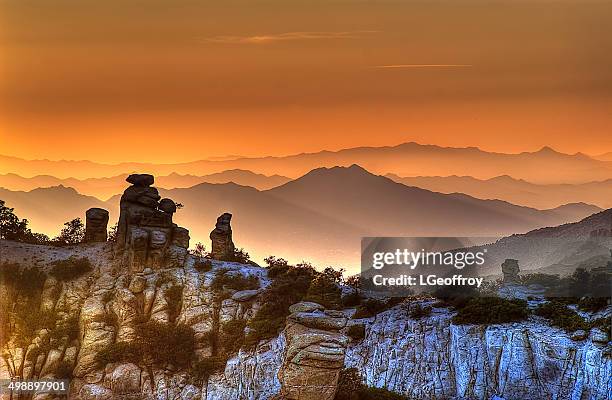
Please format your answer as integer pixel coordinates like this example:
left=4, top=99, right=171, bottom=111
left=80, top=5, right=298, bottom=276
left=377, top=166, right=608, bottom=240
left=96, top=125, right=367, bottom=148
left=386, top=174, right=612, bottom=209
left=0, top=170, right=290, bottom=200
left=0, top=165, right=603, bottom=271
left=2, top=142, right=610, bottom=183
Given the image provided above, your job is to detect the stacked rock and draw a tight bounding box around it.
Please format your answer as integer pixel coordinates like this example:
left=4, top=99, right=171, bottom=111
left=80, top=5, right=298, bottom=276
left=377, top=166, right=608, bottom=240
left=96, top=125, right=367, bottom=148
left=115, top=174, right=189, bottom=272
left=84, top=207, right=109, bottom=242
left=279, top=302, right=349, bottom=400
left=210, top=212, right=235, bottom=260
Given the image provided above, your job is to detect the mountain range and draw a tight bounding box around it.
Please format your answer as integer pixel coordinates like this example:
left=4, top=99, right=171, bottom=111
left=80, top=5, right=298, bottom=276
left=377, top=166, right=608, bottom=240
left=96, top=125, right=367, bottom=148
left=0, top=165, right=603, bottom=271
left=2, top=142, right=611, bottom=184
left=386, top=174, right=612, bottom=209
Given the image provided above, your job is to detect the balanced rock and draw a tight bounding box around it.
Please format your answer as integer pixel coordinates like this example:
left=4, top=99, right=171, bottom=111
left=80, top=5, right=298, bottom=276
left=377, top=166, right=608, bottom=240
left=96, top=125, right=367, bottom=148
left=279, top=302, right=349, bottom=400
left=502, top=259, right=520, bottom=284
left=115, top=174, right=189, bottom=272
left=84, top=208, right=109, bottom=242
left=210, top=212, right=235, bottom=260
left=126, top=173, right=154, bottom=187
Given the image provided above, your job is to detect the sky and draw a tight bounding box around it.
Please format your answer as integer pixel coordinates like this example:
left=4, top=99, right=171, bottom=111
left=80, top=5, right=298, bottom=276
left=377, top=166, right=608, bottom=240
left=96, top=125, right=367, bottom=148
left=1, top=0, right=611, bottom=163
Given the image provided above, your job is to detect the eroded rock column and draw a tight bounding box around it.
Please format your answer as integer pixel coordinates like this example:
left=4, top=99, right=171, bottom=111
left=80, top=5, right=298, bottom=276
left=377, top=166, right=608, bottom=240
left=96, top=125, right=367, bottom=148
left=210, top=212, right=235, bottom=260
left=279, top=302, right=349, bottom=400
left=84, top=207, right=109, bottom=242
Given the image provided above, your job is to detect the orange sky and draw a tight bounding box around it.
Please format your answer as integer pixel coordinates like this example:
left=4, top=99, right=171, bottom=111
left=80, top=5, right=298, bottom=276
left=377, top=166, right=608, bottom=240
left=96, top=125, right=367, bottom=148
left=1, top=0, right=611, bottom=163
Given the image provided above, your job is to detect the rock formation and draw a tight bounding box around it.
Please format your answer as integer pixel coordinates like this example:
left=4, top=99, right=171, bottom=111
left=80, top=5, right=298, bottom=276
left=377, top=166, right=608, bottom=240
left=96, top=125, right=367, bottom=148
left=210, top=212, right=235, bottom=260
left=501, top=258, right=520, bottom=284
left=84, top=207, right=109, bottom=242
left=278, top=302, right=349, bottom=400
left=115, top=173, right=189, bottom=271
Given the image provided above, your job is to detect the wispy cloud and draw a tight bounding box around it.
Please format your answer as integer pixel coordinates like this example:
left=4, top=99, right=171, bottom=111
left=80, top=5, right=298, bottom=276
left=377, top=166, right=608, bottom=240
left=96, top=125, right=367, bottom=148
left=374, top=64, right=473, bottom=69
left=203, top=31, right=378, bottom=44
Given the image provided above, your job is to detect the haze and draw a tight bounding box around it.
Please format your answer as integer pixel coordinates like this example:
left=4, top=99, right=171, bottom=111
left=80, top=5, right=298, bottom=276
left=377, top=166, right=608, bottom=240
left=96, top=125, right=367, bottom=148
left=1, top=0, right=611, bottom=163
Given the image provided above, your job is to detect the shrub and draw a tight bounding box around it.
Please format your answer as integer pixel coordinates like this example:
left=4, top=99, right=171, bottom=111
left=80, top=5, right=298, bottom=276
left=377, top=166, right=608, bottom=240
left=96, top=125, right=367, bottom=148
left=342, top=291, right=362, bottom=307
left=346, top=324, right=366, bottom=341
left=303, top=273, right=342, bottom=309
left=95, top=321, right=196, bottom=369
left=219, top=319, right=246, bottom=355
left=335, top=368, right=408, bottom=400
left=211, top=270, right=259, bottom=292
left=54, top=361, right=74, bottom=379
left=519, top=273, right=561, bottom=287
left=50, top=257, right=92, bottom=281
left=353, top=298, right=403, bottom=319
left=230, top=248, right=251, bottom=264
left=165, top=285, right=184, bottom=323
left=190, top=242, right=208, bottom=258
left=452, top=297, right=528, bottom=325
left=194, top=259, right=213, bottom=273
left=0, top=200, right=50, bottom=244
left=192, top=356, right=226, bottom=383
left=578, top=297, right=610, bottom=313
left=54, top=218, right=85, bottom=245
left=409, top=304, right=432, bottom=319
left=535, top=301, right=590, bottom=333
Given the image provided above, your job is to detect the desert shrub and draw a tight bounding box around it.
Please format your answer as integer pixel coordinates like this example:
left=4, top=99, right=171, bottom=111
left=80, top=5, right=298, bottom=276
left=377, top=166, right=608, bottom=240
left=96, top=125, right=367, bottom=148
left=190, top=242, right=208, bottom=258
left=433, top=285, right=479, bottom=309
left=264, top=256, right=292, bottom=279
left=335, top=368, right=408, bottom=400
left=194, top=259, right=213, bottom=273
left=545, top=267, right=611, bottom=299
left=342, top=291, right=362, bottom=307
left=578, top=297, right=610, bottom=313
left=452, top=297, right=528, bottom=325
left=303, top=270, right=342, bottom=309
left=94, top=341, right=141, bottom=367
left=230, top=248, right=251, bottom=264
left=535, top=301, right=590, bottom=332
left=192, top=356, right=226, bottom=383
left=211, top=270, right=259, bottom=292
left=95, top=321, right=196, bottom=369
left=1, top=264, right=47, bottom=297
left=50, top=257, right=92, bottom=281
left=353, top=298, right=403, bottom=319
left=54, top=361, right=74, bottom=379
left=409, top=304, right=432, bottom=319
left=244, top=262, right=315, bottom=348
left=165, top=284, right=184, bottom=323
left=219, top=319, right=246, bottom=355
left=53, top=218, right=85, bottom=245
left=519, top=273, right=561, bottom=287
left=346, top=324, right=366, bottom=341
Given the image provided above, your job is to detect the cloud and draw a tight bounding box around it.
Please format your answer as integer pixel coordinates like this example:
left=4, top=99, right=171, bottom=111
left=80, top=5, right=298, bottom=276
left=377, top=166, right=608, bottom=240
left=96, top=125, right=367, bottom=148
left=203, top=31, right=378, bottom=44
left=373, top=64, right=472, bottom=69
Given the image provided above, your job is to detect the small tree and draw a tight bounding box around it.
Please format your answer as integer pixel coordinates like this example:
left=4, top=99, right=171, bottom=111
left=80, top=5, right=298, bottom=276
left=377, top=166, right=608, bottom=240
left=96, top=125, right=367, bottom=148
left=55, top=218, right=85, bottom=245
left=190, top=242, right=207, bottom=258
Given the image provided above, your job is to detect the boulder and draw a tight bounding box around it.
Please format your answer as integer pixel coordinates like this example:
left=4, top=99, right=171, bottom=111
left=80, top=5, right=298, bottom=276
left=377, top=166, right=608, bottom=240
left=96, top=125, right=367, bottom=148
left=289, top=302, right=325, bottom=314
left=159, top=198, right=177, bottom=214
left=231, top=289, right=260, bottom=302
left=126, top=173, right=154, bottom=187
left=502, top=259, right=520, bottom=284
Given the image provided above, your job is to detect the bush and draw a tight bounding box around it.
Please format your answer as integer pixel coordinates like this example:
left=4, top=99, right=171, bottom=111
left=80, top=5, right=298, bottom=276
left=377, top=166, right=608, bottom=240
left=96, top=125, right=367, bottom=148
left=519, top=273, right=561, bottom=287
left=535, top=301, right=590, bottom=333
left=54, top=218, right=85, bottom=245
left=219, top=319, right=246, bottom=355
left=578, top=297, right=610, bottom=313
left=335, top=368, right=408, bottom=400
left=194, top=259, right=213, bottom=273
left=50, top=257, right=92, bottom=281
left=409, top=304, right=432, bottom=319
left=452, top=297, right=528, bottom=325
left=341, top=291, right=362, bottom=307
left=192, top=356, right=226, bottom=383
left=346, top=324, right=366, bottom=341
left=0, top=200, right=50, bottom=244
left=303, top=272, right=342, bottom=309
left=95, top=321, right=196, bottom=369
left=353, top=298, right=403, bottom=319
left=211, top=270, right=259, bottom=292
left=230, top=248, right=251, bottom=264
left=165, top=285, right=184, bottom=323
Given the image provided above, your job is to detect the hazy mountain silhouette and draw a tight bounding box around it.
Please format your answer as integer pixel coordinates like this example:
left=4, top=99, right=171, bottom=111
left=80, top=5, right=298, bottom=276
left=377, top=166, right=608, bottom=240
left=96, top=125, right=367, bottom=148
left=386, top=174, right=612, bottom=209
left=0, top=166, right=603, bottom=271
left=0, top=170, right=290, bottom=200
left=472, top=209, right=612, bottom=276
left=2, top=142, right=610, bottom=183
left=592, top=151, right=612, bottom=162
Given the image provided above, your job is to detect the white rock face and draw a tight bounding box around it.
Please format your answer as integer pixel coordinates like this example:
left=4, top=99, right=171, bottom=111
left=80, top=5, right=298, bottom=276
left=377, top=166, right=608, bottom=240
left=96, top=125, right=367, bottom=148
left=345, top=301, right=612, bottom=400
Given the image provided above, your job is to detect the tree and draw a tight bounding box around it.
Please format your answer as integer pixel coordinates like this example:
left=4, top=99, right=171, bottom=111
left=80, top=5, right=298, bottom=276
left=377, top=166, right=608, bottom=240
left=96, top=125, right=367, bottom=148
left=55, top=218, right=85, bottom=245
left=190, top=242, right=207, bottom=258
left=0, top=200, right=30, bottom=240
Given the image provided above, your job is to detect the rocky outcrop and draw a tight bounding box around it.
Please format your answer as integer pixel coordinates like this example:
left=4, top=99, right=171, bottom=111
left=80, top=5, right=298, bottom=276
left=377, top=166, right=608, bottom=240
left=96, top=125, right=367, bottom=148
left=85, top=207, right=109, bottom=242
left=114, top=174, right=189, bottom=272
left=501, top=258, right=520, bottom=283
left=278, top=302, right=349, bottom=400
left=210, top=212, right=235, bottom=260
